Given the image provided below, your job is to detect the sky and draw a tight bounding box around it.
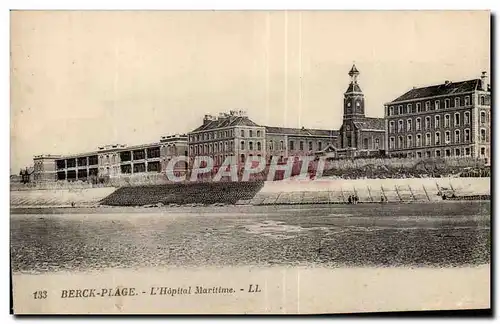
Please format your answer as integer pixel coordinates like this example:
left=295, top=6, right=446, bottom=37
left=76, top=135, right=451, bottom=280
left=10, top=10, right=490, bottom=172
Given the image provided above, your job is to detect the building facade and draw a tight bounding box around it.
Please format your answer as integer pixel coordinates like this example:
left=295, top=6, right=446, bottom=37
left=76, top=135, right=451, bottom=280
left=385, top=72, right=491, bottom=163
left=28, top=65, right=489, bottom=183
left=32, top=135, right=188, bottom=182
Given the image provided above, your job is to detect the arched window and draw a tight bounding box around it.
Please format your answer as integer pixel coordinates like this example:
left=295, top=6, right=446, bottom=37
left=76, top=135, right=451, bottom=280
left=257, top=142, right=261, bottom=151
left=363, top=138, right=369, bottom=149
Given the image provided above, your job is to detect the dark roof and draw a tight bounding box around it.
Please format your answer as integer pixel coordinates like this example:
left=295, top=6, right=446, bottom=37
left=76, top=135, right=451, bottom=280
left=265, top=126, right=339, bottom=137
left=352, top=117, right=385, bottom=131
left=346, top=82, right=362, bottom=93
left=191, top=116, right=261, bottom=132
left=390, top=79, right=481, bottom=103
left=348, top=64, right=359, bottom=75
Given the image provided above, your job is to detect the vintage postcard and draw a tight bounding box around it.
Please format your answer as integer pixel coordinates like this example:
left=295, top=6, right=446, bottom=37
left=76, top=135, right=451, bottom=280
left=10, top=10, right=491, bottom=314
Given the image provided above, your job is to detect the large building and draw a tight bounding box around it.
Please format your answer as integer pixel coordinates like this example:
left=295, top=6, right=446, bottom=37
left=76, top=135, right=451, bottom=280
left=28, top=65, right=490, bottom=183
left=384, top=72, right=491, bottom=163
left=32, top=134, right=188, bottom=182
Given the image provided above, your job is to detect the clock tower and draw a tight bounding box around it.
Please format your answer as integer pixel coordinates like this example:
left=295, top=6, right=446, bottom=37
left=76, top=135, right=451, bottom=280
left=343, top=64, right=365, bottom=120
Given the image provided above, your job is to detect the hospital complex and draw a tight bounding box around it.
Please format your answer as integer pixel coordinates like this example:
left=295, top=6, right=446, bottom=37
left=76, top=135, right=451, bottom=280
left=30, top=65, right=491, bottom=182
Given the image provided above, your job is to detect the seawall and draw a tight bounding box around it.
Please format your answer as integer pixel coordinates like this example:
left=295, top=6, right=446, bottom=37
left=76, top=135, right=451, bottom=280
left=10, top=187, right=117, bottom=208
left=248, top=177, right=490, bottom=205
left=10, top=177, right=489, bottom=208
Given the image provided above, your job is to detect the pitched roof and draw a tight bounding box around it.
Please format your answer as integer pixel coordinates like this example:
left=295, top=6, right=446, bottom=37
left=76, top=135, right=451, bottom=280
left=390, top=79, right=481, bottom=103
left=265, top=126, right=339, bottom=137
left=191, top=116, right=261, bottom=132
left=352, top=117, right=385, bottom=131
left=346, top=82, right=362, bottom=93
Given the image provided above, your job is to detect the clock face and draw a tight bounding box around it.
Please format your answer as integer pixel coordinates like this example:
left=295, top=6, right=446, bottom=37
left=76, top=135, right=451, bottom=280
left=347, top=102, right=351, bottom=107
left=356, top=101, right=360, bottom=107
left=346, top=125, right=351, bottom=131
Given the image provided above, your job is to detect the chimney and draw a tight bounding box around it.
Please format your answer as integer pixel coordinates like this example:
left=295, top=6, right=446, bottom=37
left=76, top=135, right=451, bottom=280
left=444, top=80, right=450, bottom=85
left=481, top=71, right=488, bottom=91
left=203, top=114, right=215, bottom=125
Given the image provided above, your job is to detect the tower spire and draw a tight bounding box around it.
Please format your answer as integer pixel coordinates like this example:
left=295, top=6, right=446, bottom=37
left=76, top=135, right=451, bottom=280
left=348, top=64, right=360, bottom=83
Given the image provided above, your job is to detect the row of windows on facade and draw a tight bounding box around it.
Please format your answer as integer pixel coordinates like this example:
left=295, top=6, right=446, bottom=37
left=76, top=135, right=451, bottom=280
left=389, top=128, right=488, bottom=149
left=189, top=139, right=332, bottom=155
left=387, top=95, right=488, bottom=116
left=388, top=111, right=488, bottom=133
left=56, top=156, right=99, bottom=169
left=397, top=146, right=487, bottom=159
left=190, top=129, right=263, bottom=142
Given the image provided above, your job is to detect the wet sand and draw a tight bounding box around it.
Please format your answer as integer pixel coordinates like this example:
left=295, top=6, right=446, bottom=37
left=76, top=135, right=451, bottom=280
left=10, top=201, right=490, bottom=274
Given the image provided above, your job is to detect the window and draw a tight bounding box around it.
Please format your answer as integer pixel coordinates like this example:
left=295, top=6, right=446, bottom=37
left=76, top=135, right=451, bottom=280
left=406, top=119, right=412, bottom=131
left=480, top=129, right=486, bottom=142
left=240, top=141, right=245, bottom=150
left=363, top=138, right=369, bottom=149
left=398, top=105, right=403, bottom=114
left=455, top=148, right=461, bottom=156
left=257, top=130, right=261, bottom=137
left=425, top=116, right=431, bottom=130
left=389, top=106, right=394, bottom=116
left=417, top=151, right=422, bottom=158
left=407, top=104, right=412, bottom=113
left=435, top=100, right=440, bottom=110
left=434, top=115, right=440, bottom=129
left=416, top=103, right=421, bottom=113
left=444, top=99, right=450, bottom=108
left=389, top=137, right=395, bottom=149
left=398, top=120, right=403, bottom=132
left=445, top=131, right=451, bottom=143
left=257, top=142, right=262, bottom=151
left=389, top=121, right=395, bottom=133
left=416, top=118, right=421, bottom=131
left=241, top=130, right=245, bottom=137
left=249, top=142, right=253, bottom=150
left=398, top=136, right=403, bottom=148
left=464, top=96, right=470, bottom=106
left=454, top=130, right=460, bottom=143
left=425, top=133, right=431, bottom=146
left=444, top=114, right=450, bottom=128
left=290, top=140, right=295, bottom=150
left=426, top=151, right=431, bottom=158
left=280, top=141, right=284, bottom=150
left=269, top=140, right=273, bottom=150
left=374, top=139, right=380, bottom=149
left=481, top=147, right=486, bottom=156
left=416, top=134, right=422, bottom=147
left=480, top=111, right=486, bottom=124
left=465, top=148, right=471, bottom=156
left=435, top=150, right=441, bottom=157
left=249, top=130, right=253, bottom=137
left=455, top=97, right=460, bottom=108
left=407, top=135, right=412, bottom=148
left=425, top=101, right=430, bottom=111
left=318, top=142, right=322, bottom=150
left=435, top=132, right=441, bottom=145
left=445, top=149, right=451, bottom=157
left=454, top=113, right=460, bottom=126
left=299, top=141, right=304, bottom=150
left=240, top=154, right=245, bottom=163
left=464, top=129, right=470, bottom=142
left=464, top=112, right=470, bottom=125
left=480, top=96, right=485, bottom=105
left=309, top=141, right=313, bottom=151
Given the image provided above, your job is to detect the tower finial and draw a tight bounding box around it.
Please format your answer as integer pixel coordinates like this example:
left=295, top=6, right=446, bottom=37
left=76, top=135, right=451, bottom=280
left=348, top=64, right=359, bottom=82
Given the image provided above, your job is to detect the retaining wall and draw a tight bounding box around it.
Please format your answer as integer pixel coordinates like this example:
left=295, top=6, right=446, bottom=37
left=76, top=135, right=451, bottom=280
left=247, top=177, right=490, bottom=205
left=10, top=187, right=117, bottom=208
